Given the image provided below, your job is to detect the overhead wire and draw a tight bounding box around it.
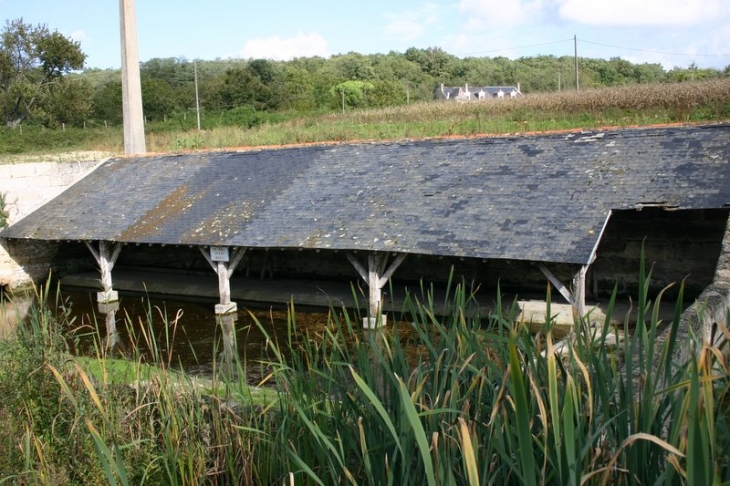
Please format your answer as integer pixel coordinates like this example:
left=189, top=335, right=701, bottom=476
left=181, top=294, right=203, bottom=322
left=456, top=36, right=729, bottom=63
left=579, top=39, right=730, bottom=59
left=458, top=38, right=573, bottom=57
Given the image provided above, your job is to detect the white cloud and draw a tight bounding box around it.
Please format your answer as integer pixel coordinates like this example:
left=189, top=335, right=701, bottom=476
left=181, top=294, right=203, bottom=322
left=384, top=19, right=427, bottom=41
left=69, top=30, right=90, bottom=43
left=240, top=32, right=330, bottom=61
left=458, top=0, right=547, bottom=28
left=383, top=3, right=440, bottom=41
left=556, top=0, right=727, bottom=27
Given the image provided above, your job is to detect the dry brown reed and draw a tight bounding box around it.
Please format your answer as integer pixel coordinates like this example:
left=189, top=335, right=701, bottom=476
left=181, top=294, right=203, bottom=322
left=146, top=78, right=730, bottom=153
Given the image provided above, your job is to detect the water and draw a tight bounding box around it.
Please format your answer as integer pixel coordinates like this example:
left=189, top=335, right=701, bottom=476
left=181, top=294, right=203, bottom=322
left=60, top=290, right=419, bottom=383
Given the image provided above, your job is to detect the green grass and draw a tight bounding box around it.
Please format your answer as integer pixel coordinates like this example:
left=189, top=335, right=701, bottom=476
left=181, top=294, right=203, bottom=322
left=2, top=78, right=729, bottom=161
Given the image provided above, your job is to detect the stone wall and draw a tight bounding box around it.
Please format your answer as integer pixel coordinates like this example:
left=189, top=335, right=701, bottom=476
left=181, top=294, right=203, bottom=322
left=593, top=208, right=728, bottom=299
left=0, top=159, right=104, bottom=289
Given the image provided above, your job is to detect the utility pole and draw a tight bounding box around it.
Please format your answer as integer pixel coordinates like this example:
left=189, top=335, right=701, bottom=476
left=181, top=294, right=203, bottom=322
left=119, top=0, right=146, bottom=154
left=574, top=34, right=579, bottom=91
left=194, top=60, right=201, bottom=131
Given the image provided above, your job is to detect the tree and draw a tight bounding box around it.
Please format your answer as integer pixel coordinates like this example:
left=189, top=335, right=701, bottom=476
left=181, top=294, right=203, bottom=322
left=330, top=80, right=374, bottom=109
left=141, top=78, right=177, bottom=121
left=39, top=76, right=93, bottom=126
left=404, top=47, right=456, bottom=81
left=0, top=19, right=87, bottom=126
left=92, top=80, right=123, bottom=124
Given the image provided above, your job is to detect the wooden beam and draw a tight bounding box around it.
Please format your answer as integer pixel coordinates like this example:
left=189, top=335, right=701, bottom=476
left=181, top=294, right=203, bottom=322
left=200, top=246, right=216, bottom=271
left=227, top=247, right=247, bottom=279
left=367, top=253, right=384, bottom=318
left=84, top=241, right=100, bottom=264
left=346, top=252, right=368, bottom=281
left=200, top=246, right=242, bottom=314
left=218, top=260, right=230, bottom=305
left=85, top=241, right=122, bottom=302
left=379, top=253, right=407, bottom=289
left=537, top=263, right=574, bottom=305
left=346, top=252, right=406, bottom=327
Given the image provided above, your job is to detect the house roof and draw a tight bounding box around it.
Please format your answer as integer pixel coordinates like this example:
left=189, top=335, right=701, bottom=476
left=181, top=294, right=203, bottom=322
left=2, top=124, right=730, bottom=265
left=436, top=85, right=521, bottom=98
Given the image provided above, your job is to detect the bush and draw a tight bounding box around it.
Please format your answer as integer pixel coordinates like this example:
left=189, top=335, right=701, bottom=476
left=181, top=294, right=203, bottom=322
left=0, top=193, right=8, bottom=228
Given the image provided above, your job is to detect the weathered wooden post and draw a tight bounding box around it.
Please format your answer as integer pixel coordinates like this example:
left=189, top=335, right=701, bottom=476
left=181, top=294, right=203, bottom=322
left=85, top=241, right=123, bottom=303
left=200, top=246, right=246, bottom=314
left=346, top=252, right=407, bottom=329
left=572, top=265, right=587, bottom=320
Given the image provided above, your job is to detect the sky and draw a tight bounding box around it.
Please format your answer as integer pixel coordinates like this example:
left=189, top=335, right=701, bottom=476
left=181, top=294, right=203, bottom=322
left=2, top=0, right=729, bottom=71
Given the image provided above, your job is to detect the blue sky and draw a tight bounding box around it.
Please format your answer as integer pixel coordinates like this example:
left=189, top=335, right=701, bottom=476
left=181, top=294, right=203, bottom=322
left=2, top=0, right=729, bottom=70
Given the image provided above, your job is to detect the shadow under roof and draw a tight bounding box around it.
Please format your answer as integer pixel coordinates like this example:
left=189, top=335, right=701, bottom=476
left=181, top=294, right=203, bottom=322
left=3, top=124, right=730, bottom=265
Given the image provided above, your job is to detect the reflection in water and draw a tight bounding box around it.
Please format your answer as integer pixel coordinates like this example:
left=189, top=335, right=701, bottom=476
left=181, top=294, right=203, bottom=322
left=62, top=290, right=420, bottom=384
left=97, top=301, right=120, bottom=349
left=0, top=295, right=32, bottom=340
left=217, top=313, right=238, bottom=376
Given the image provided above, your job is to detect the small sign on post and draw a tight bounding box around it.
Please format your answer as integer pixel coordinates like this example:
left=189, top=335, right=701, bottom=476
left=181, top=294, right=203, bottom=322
left=210, top=246, right=230, bottom=262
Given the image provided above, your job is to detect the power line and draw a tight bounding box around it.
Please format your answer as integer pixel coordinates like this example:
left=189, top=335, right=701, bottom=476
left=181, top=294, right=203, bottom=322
left=459, top=38, right=573, bottom=57
left=456, top=36, right=729, bottom=62
left=580, top=38, right=730, bottom=59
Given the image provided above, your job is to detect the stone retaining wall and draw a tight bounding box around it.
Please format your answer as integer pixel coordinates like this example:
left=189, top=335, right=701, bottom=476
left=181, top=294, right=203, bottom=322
left=673, top=216, right=730, bottom=362
left=0, top=159, right=104, bottom=289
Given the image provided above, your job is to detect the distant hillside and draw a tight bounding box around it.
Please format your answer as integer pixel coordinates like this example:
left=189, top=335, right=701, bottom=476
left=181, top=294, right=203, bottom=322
left=2, top=78, right=729, bottom=158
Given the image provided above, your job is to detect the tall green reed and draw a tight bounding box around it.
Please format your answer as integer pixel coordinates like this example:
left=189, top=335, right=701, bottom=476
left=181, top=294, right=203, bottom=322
left=255, top=262, right=729, bottom=485
left=2, top=258, right=728, bottom=484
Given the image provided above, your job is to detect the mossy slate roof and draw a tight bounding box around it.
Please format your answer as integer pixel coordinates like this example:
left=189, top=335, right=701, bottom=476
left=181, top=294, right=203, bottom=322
left=3, top=124, right=730, bottom=265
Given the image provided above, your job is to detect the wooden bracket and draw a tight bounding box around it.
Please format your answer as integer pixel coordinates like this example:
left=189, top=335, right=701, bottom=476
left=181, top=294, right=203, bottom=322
left=346, top=251, right=407, bottom=323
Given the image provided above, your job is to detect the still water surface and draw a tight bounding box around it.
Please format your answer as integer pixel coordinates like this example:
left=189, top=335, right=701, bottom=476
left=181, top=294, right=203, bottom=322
left=61, top=290, right=418, bottom=383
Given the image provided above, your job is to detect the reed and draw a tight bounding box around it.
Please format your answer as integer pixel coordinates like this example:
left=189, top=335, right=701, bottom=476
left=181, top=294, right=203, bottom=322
left=0, top=260, right=728, bottom=483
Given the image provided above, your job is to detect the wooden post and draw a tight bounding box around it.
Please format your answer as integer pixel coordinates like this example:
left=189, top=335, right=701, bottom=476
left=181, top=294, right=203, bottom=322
left=85, top=241, right=123, bottom=303
left=200, top=246, right=246, bottom=314
left=217, top=260, right=230, bottom=305
left=572, top=265, right=587, bottom=320
left=346, top=252, right=407, bottom=329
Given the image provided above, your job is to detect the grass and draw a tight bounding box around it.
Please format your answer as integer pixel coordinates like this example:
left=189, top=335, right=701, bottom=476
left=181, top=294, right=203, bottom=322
left=1, top=78, right=729, bottom=161
left=1, top=260, right=728, bottom=484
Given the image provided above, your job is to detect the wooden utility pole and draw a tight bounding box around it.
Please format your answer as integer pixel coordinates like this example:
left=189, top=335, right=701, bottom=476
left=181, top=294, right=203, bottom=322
left=119, top=0, right=146, bottom=154
left=194, top=60, right=201, bottom=131
left=574, top=34, right=579, bottom=91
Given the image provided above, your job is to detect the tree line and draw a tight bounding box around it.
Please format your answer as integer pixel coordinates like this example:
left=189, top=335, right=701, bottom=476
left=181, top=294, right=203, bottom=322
left=2, top=19, right=729, bottom=129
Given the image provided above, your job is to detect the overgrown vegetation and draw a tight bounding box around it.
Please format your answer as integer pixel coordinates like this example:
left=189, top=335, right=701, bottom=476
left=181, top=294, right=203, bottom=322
left=2, top=77, right=730, bottom=158
left=1, top=264, right=728, bottom=484
left=3, top=17, right=729, bottom=147
left=0, top=193, right=8, bottom=228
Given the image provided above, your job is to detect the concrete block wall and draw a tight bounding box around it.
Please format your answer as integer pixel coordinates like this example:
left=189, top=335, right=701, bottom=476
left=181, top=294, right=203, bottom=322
left=0, top=159, right=104, bottom=289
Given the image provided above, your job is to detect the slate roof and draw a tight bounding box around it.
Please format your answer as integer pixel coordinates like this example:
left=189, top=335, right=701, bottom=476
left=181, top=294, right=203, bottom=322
left=435, top=85, right=522, bottom=100
left=2, top=124, right=730, bottom=265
